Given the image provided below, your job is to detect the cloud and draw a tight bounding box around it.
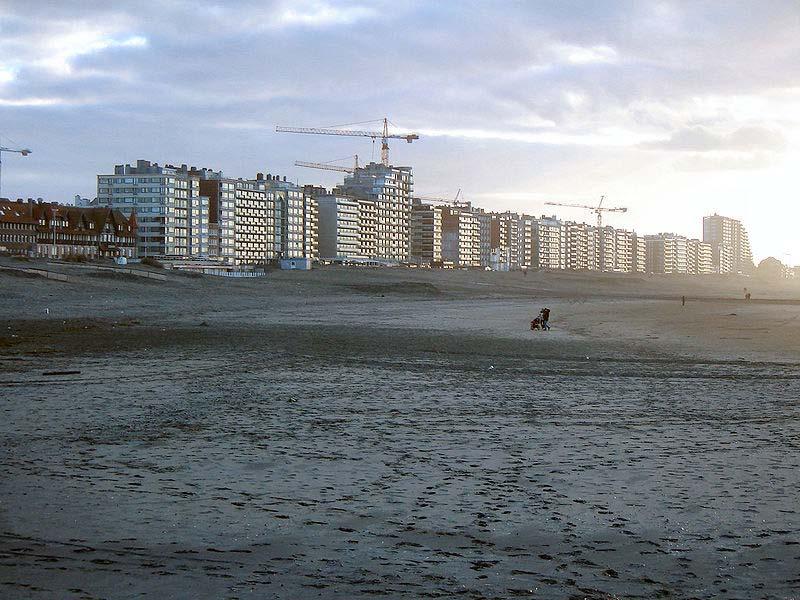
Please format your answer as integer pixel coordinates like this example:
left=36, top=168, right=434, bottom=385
left=643, top=125, right=787, bottom=153
left=35, top=32, right=148, bottom=76
left=270, top=1, right=376, bottom=29
left=0, top=96, right=70, bottom=107
left=0, top=66, right=16, bottom=84
left=416, top=126, right=660, bottom=148
left=551, top=43, right=618, bottom=65
left=672, top=151, right=780, bottom=172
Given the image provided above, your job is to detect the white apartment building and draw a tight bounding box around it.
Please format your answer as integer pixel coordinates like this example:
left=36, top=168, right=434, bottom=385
left=441, top=203, right=480, bottom=267
left=97, top=160, right=209, bottom=258
left=613, top=229, right=634, bottom=273
left=358, top=199, right=378, bottom=258
left=316, top=194, right=361, bottom=260
left=198, top=172, right=316, bottom=266
left=475, top=210, right=520, bottom=270
left=565, top=221, right=590, bottom=270
left=533, top=216, right=566, bottom=270
left=335, top=162, right=413, bottom=262
left=687, top=238, right=713, bottom=275
left=645, top=233, right=689, bottom=274
left=703, top=214, right=754, bottom=275
left=200, top=173, right=276, bottom=265
left=599, top=226, right=616, bottom=272
left=632, top=234, right=647, bottom=273
left=517, top=215, right=535, bottom=269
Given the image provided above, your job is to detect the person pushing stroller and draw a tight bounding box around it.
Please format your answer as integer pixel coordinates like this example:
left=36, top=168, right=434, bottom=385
left=530, top=307, right=551, bottom=331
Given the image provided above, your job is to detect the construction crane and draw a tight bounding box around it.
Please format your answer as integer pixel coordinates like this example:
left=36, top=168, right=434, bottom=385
left=276, top=118, right=419, bottom=167
left=295, top=155, right=359, bottom=174
left=416, top=188, right=465, bottom=206
left=0, top=139, right=32, bottom=197
left=544, top=195, right=627, bottom=228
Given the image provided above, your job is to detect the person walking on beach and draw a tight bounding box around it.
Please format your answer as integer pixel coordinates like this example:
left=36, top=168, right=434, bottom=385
left=681, top=295, right=686, bottom=307
left=541, top=307, right=551, bottom=330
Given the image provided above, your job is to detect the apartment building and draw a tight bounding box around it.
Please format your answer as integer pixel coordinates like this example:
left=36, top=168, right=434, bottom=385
left=97, top=160, right=208, bottom=258
left=410, top=199, right=443, bottom=266
left=517, top=215, right=535, bottom=269
left=475, top=210, right=519, bottom=270
left=632, top=233, right=647, bottom=273
left=687, top=238, right=713, bottom=275
left=199, top=172, right=276, bottom=265
left=702, top=214, right=753, bottom=275
left=335, top=162, right=413, bottom=262
left=613, top=229, right=634, bottom=273
left=441, top=203, right=480, bottom=267
left=533, top=216, right=566, bottom=270
left=358, top=199, right=378, bottom=258
left=265, top=176, right=317, bottom=261
left=598, top=226, right=616, bottom=272
left=564, top=222, right=590, bottom=270
left=316, top=193, right=361, bottom=260
left=645, top=233, right=690, bottom=274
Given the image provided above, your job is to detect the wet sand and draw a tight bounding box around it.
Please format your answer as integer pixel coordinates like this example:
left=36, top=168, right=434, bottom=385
left=1, top=262, right=799, bottom=598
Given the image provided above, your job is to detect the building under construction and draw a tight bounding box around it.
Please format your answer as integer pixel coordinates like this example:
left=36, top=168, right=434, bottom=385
left=333, top=162, right=413, bottom=263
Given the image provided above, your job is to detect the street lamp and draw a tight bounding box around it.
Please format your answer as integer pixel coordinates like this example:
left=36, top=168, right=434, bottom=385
left=0, top=140, right=32, bottom=197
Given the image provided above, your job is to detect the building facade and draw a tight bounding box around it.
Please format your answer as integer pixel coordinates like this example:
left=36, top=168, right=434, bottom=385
left=335, top=162, right=413, bottom=262
left=441, top=203, right=480, bottom=267
left=702, top=214, right=754, bottom=275
left=0, top=199, right=136, bottom=258
left=533, top=216, right=566, bottom=270
left=410, top=199, right=443, bottom=266
left=316, top=194, right=361, bottom=260
left=97, top=160, right=208, bottom=258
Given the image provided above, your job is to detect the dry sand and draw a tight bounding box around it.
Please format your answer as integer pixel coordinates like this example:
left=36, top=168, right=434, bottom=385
left=1, top=260, right=799, bottom=599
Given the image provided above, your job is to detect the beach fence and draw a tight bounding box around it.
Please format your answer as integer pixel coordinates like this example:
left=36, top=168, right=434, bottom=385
left=46, top=262, right=168, bottom=281
left=0, top=265, right=71, bottom=282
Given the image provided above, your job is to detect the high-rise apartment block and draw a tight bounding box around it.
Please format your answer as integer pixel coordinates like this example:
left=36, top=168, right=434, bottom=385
left=410, top=199, right=443, bottom=266
left=97, top=160, right=208, bottom=257
left=441, top=203, right=481, bottom=267
left=316, top=193, right=361, bottom=261
left=702, top=214, right=753, bottom=275
left=533, top=216, right=566, bottom=270
left=632, top=234, right=647, bottom=273
left=99, top=161, right=316, bottom=266
left=644, top=233, right=713, bottom=275
left=335, top=162, right=413, bottom=262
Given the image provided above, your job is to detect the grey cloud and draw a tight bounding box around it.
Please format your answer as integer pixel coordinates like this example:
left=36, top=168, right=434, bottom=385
left=643, top=125, right=787, bottom=153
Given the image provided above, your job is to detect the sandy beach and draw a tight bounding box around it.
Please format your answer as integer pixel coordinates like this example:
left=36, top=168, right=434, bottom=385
left=1, top=260, right=799, bottom=599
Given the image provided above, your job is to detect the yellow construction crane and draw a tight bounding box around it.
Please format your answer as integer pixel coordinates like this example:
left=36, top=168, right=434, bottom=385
left=277, top=118, right=419, bottom=167
left=295, top=155, right=359, bottom=174
left=544, top=195, right=627, bottom=228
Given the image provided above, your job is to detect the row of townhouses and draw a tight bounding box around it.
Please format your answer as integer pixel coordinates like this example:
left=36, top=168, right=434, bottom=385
left=1, top=158, right=755, bottom=275
left=0, top=198, right=137, bottom=259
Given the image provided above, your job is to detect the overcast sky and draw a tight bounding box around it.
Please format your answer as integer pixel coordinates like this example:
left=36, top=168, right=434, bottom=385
left=1, top=0, right=798, bottom=262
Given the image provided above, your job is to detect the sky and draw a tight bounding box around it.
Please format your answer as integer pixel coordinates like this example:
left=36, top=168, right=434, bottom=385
left=1, top=0, right=798, bottom=263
